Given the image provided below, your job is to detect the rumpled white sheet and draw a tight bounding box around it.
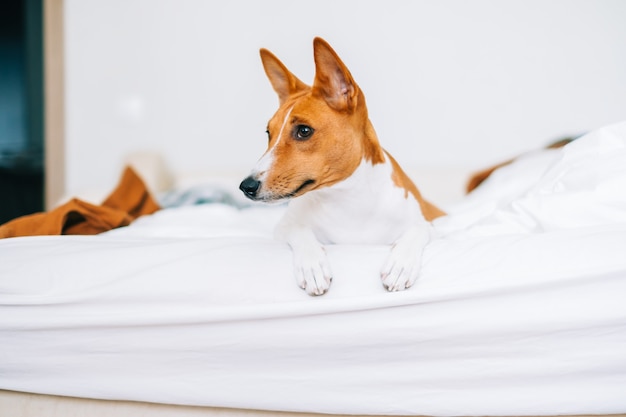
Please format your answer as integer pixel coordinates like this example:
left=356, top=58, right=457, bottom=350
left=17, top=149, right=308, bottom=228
left=1, top=121, right=626, bottom=416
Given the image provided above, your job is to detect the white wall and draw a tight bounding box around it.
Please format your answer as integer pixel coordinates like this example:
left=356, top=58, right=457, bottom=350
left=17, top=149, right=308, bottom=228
left=64, top=0, right=626, bottom=198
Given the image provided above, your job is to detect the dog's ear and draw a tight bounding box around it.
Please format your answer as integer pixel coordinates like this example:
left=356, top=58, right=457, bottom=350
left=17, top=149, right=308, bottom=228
left=260, top=48, right=308, bottom=105
left=312, top=37, right=359, bottom=112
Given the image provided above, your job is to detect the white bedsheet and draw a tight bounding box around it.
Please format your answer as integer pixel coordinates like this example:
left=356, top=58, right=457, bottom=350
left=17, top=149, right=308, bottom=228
left=2, top=121, right=626, bottom=416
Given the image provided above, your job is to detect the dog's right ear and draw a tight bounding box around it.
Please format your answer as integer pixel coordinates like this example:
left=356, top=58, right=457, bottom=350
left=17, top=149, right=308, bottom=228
left=260, top=49, right=309, bottom=105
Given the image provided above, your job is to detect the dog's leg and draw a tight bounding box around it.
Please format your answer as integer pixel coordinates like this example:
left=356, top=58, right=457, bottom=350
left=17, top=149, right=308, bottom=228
left=289, top=227, right=333, bottom=296
left=380, top=221, right=432, bottom=291
left=276, top=220, right=332, bottom=296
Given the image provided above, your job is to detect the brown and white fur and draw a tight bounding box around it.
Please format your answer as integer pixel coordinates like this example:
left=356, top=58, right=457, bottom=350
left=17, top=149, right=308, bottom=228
left=240, top=38, right=444, bottom=295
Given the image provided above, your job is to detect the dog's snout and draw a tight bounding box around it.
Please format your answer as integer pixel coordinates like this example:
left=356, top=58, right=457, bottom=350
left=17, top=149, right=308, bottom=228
left=240, top=176, right=261, bottom=199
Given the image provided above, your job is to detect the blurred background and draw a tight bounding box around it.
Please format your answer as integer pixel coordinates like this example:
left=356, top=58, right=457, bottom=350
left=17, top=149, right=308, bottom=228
left=2, top=0, right=626, bottom=221
left=0, top=0, right=43, bottom=222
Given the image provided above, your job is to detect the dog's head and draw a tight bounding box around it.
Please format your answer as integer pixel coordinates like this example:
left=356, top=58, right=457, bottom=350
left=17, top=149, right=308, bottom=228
left=239, top=38, right=384, bottom=202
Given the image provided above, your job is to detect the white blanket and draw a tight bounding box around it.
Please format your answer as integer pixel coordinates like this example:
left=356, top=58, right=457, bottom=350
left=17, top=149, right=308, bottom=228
left=2, top=121, right=626, bottom=416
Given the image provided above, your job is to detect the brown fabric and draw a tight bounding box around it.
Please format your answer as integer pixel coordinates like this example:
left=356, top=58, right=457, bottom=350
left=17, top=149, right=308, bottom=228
left=0, top=167, right=160, bottom=239
left=465, top=137, right=576, bottom=194
left=465, top=159, right=514, bottom=194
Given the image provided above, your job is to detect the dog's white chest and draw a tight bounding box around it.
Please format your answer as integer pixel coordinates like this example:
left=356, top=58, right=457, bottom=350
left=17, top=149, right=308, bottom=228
left=276, top=159, right=425, bottom=245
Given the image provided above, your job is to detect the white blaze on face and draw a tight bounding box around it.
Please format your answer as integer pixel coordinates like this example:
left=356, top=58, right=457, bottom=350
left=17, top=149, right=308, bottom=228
left=251, top=105, right=295, bottom=182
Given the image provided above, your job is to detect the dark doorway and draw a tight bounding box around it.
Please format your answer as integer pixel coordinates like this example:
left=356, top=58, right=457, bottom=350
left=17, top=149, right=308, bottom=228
left=0, top=0, right=44, bottom=224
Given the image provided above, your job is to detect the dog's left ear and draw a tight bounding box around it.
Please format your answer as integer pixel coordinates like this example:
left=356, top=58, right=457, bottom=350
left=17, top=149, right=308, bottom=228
left=312, top=37, right=359, bottom=112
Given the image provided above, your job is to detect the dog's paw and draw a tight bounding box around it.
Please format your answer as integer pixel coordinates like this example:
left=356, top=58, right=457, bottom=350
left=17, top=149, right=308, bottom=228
left=380, top=244, right=421, bottom=292
left=380, top=224, right=430, bottom=292
left=293, top=245, right=333, bottom=296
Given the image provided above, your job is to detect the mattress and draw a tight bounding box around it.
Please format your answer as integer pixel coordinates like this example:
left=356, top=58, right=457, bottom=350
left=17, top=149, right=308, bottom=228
left=2, top=121, right=626, bottom=416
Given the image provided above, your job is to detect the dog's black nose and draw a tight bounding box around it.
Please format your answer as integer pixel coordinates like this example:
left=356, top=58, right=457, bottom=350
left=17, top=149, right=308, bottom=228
left=239, top=176, right=261, bottom=199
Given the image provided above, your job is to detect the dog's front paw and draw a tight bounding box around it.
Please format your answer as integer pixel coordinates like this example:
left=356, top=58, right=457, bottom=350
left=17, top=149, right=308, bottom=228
left=380, top=225, right=430, bottom=292
left=293, top=245, right=333, bottom=296
left=380, top=244, right=421, bottom=292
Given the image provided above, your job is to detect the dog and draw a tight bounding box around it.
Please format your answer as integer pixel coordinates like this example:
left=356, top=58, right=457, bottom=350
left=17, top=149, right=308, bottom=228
left=240, top=37, right=445, bottom=295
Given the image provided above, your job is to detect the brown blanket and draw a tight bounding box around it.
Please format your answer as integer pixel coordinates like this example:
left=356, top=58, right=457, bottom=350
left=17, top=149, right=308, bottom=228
left=465, top=137, right=576, bottom=193
left=0, top=167, right=159, bottom=238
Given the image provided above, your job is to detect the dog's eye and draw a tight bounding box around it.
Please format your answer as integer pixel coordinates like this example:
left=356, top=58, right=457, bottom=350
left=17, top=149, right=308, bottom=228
left=294, top=125, right=314, bottom=140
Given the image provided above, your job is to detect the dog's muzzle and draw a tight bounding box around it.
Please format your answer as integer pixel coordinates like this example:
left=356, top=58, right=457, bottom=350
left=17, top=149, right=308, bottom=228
left=239, top=176, right=261, bottom=200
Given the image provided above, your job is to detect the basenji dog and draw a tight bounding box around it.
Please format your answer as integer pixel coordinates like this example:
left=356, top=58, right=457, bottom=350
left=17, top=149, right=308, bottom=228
left=240, top=38, right=445, bottom=295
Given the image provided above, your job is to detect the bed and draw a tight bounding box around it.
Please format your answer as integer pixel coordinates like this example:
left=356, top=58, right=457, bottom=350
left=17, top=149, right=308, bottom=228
left=2, top=121, right=626, bottom=417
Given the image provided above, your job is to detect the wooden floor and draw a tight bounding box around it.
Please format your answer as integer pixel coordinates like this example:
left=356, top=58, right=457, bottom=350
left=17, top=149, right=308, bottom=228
left=2, top=390, right=625, bottom=417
